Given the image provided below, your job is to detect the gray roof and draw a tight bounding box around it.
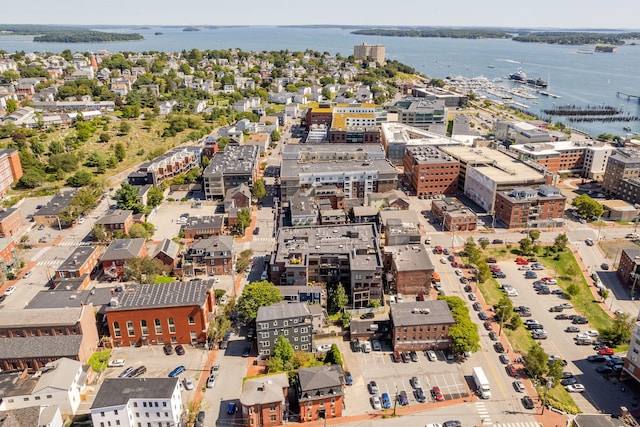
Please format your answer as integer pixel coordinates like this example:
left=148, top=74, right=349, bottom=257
left=34, top=190, right=77, bottom=217
left=275, top=286, right=323, bottom=298
left=32, top=357, right=83, bottom=393
left=152, top=238, right=180, bottom=260
left=0, top=207, right=20, bottom=222
left=57, top=245, right=101, bottom=272
left=573, top=414, right=626, bottom=427
left=406, top=145, right=457, bottom=164
left=282, top=157, right=396, bottom=178
left=182, top=215, right=223, bottom=231
left=0, top=335, right=83, bottom=359
left=256, top=302, right=311, bottom=323
left=225, top=183, right=251, bottom=200
left=240, top=373, right=288, bottom=406
left=352, top=206, right=378, bottom=217
left=190, top=235, right=233, bottom=253
left=91, top=378, right=179, bottom=409
left=0, top=371, right=37, bottom=398
left=106, top=280, right=214, bottom=311
left=96, top=209, right=133, bottom=226
left=298, top=365, right=344, bottom=396
left=26, top=288, right=114, bottom=311
left=0, top=238, right=14, bottom=252
left=0, top=407, right=41, bottom=427
left=203, top=145, right=259, bottom=177
left=385, top=245, right=434, bottom=272
left=102, top=238, right=146, bottom=261
left=0, top=307, right=84, bottom=328
left=391, top=300, right=455, bottom=327
left=379, top=210, right=420, bottom=227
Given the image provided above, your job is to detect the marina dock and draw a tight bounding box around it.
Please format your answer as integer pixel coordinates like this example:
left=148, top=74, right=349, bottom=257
left=617, top=92, right=640, bottom=102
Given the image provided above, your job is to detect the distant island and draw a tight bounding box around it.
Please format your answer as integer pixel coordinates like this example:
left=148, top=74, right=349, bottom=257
left=351, top=28, right=640, bottom=45
left=0, top=24, right=143, bottom=43
left=183, top=27, right=201, bottom=32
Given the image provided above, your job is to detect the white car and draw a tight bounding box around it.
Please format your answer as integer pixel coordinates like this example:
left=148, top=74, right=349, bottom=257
left=316, top=344, right=332, bottom=353
left=78, top=218, right=85, bottom=224
left=3, top=286, right=16, bottom=296
left=427, top=350, right=437, bottom=361
left=107, top=359, right=126, bottom=367
left=566, top=384, right=585, bottom=393
left=183, top=378, right=194, bottom=390
left=454, top=269, right=463, bottom=276
left=206, top=374, right=216, bottom=388
left=370, top=395, right=382, bottom=410
left=586, top=330, right=599, bottom=337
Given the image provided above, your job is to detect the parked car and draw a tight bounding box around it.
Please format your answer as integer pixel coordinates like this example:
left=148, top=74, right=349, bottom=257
left=118, top=367, right=135, bottom=378
left=175, top=344, right=185, bottom=355
left=598, top=347, right=615, bottom=355
left=566, top=384, right=585, bottom=393
left=410, top=350, right=419, bottom=362
left=596, top=366, right=613, bottom=375
left=130, top=366, right=147, bottom=377
left=426, top=350, right=437, bottom=361
left=392, top=351, right=401, bottom=363
left=183, top=377, right=194, bottom=390
left=345, top=371, right=353, bottom=386
left=206, top=374, right=216, bottom=388
left=381, top=393, right=392, bottom=409
left=370, top=395, right=382, bottom=410
left=601, top=263, right=610, bottom=270
left=108, top=359, right=126, bottom=367
left=3, top=286, right=16, bottom=296
left=587, top=354, right=607, bottom=362
left=227, top=402, right=238, bottom=415
left=478, top=311, right=488, bottom=320
left=522, top=396, right=535, bottom=409
left=444, top=421, right=462, bottom=427
left=168, top=365, right=186, bottom=378
left=368, top=381, right=379, bottom=394
left=360, top=312, right=375, bottom=320
left=414, top=387, right=427, bottom=403
left=499, top=354, right=510, bottom=364
left=397, top=390, right=409, bottom=406
left=494, top=342, right=505, bottom=353
left=195, top=411, right=205, bottom=427
left=411, top=376, right=422, bottom=389
left=431, top=386, right=444, bottom=402
left=513, top=380, right=525, bottom=392
left=488, top=331, right=498, bottom=341
left=163, top=344, right=174, bottom=355
left=401, top=351, right=411, bottom=363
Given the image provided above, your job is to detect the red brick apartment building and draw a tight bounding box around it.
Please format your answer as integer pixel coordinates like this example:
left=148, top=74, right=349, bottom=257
left=390, top=300, right=455, bottom=352
left=0, top=208, right=23, bottom=238
left=240, top=373, right=289, bottom=427
left=403, top=146, right=459, bottom=198
left=297, top=365, right=344, bottom=423
left=0, top=238, right=18, bottom=272
left=106, top=280, right=215, bottom=347
left=101, top=238, right=147, bottom=279
left=617, top=248, right=640, bottom=289
left=431, top=198, right=477, bottom=232
left=494, top=186, right=566, bottom=229
left=53, top=245, right=103, bottom=290
left=95, top=209, right=134, bottom=237
left=0, top=149, right=23, bottom=196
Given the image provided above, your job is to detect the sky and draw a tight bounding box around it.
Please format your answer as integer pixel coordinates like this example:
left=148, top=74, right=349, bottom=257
left=2, top=0, right=638, bottom=30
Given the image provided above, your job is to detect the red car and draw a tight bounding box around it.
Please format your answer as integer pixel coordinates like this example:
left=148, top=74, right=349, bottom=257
left=598, top=347, right=614, bottom=356
left=392, top=351, right=402, bottom=363
left=490, top=265, right=501, bottom=272
left=506, top=364, right=519, bottom=378
left=486, top=257, right=497, bottom=264
left=541, top=277, right=553, bottom=282
left=431, top=386, right=444, bottom=401
left=516, top=258, right=529, bottom=265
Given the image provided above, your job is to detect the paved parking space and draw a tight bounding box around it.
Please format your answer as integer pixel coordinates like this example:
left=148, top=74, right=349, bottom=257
left=339, top=339, right=469, bottom=415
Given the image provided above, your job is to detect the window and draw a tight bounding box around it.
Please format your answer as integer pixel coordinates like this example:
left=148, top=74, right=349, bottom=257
left=127, top=321, right=135, bottom=336
left=168, top=318, right=176, bottom=334
left=188, top=316, right=195, bottom=325
left=154, top=319, right=162, bottom=334
left=114, top=410, right=119, bottom=415
left=270, top=415, right=277, bottom=422
left=270, top=404, right=276, bottom=411
left=140, top=320, right=148, bottom=336
left=133, top=402, right=137, bottom=408
left=113, top=322, right=121, bottom=338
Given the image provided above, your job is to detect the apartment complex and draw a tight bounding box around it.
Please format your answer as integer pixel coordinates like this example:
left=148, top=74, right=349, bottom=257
left=622, top=310, right=640, bottom=385
left=280, top=143, right=398, bottom=202
left=617, top=248, right=640, bottom=290
left=403, top=145, right=460, bottom=198
left=494, top=186, right=566, bottom=229
left=181, top=235, right=234, bottom=276
left=383, top=245, right=435, bottom=296
left=390, top=300, right=456, bottom=351
left=127, top=146, right=201, bottom=186
left=0, top=149, right=23, bottom=196
left=203, top=144, right=260, bottom=199
left=105, top=280, right=216, bottom=347
left=270, top=224, right=383, bottom=308
left=239, top=373, right=289, bottom=427
left=353, top=42, right=385, bottom=64
left=602, top=149, right=640, bottom=204
left=431, top=198, right=478, bottom=231
left=304, top=102, right=383, bottom=143
left=256, top=302, right=313, bottom=355
left=296, top=365, right=345, bottom=423
left=380, top=122, right=460, bottom=165
left=0, top=208, right=22, bottom=238
left=511, top=140, right=614, bottom=179
left=53, top=245, right=103, bottom=290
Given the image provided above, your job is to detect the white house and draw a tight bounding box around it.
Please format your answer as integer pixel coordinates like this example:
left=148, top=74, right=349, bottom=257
left=90, top=378, right=182, bottom=427
left=0, top=358, right=86, bottom=417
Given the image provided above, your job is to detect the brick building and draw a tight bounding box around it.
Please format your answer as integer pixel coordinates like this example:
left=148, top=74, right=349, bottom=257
left=203, top=145, right=260, bottom=199
left=390, top=300, right=455, bottom=351
left=95, top=209, right=134, bottom=237
left=105, top=280, right=215, bottom=347
left=617, top=248, right=640, bottom=291
left=603, top=149, right=640, bottom=204
left=152, top=238, right=180, bottom=269
left=0, top=149, right=23, bottom=196
left=0, top=238, right=18, bottom=275
left=0, top=305, right=99, bottom=371
left=181, top=215, right=224, bottom=240
left=297, top=365, right=345, bottom=423
left=494, top=186, right=566, bottom=229
left=180, top=236, right=234, bottom=276
left=239, top=373, right=289, bottom=427
left=100, top=238, right=147, bottom=279
left=403, top=146, right=459, bottom=198
left=0, top=208, right=23, bottom=238
left=53, top=245, right=103, bottom=290
left=431, top=198, right=478, bottom=231
left=384, top=245, right=434, bottom=296
left=127, top=146, right=201, bottom=186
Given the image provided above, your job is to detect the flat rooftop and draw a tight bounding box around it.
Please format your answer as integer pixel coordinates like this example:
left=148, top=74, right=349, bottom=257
left=282, top=158, right=396, bottom=178
left=106, top=280, right=214, bottom=311
left=440, top=145, right=546, bottom=184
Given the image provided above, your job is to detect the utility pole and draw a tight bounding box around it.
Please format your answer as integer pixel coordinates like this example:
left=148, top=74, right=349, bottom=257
left=541, top=378, right=553, bottom=415
left=393, top=385, right=398, bottom=416
left=498, top=305, right=508, bottom=336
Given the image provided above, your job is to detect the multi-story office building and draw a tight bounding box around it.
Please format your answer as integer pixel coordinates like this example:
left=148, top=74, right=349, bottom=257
left=380, top=122, right=460, bottom=166
left=353, top=43, right=386, bottom=64
left=390, top=300, right=455, bottom=351
left=256, top=302, right=313, bottom=355
left=403, top=145, right=460, bottom=198
left=603, top=149, right=640, bottom=203
left=280, top=144, right=397, bottom=202
left=269, top=224, right=383, bottom=308
left=431, top=198, right=478, bottom=232
left=203, top=145, right=260, bottom=199
left=494, top=186, right=566, bottom=229
left=392, top=98, right=447, bottom=130
left=0, top=207, right=22, bottom=238
left=0, top=149, right=22, bottom=196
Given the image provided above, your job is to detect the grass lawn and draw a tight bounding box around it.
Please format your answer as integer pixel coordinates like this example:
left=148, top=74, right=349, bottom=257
left=505, top=326, right=537, bottom=355
left=477, top=277, right=503, bottom=307
left=538, top=385, right=581, bottom=414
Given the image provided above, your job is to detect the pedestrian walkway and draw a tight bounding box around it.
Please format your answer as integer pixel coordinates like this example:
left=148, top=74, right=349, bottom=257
left=57, top=240, right=93, bottom=247
left=475, top=401, right=491, bottom=424
left=36, top=259, right=62, bottom=266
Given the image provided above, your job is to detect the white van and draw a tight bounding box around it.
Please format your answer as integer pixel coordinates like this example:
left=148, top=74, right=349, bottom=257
left=361, top=341, right=372, bottom=353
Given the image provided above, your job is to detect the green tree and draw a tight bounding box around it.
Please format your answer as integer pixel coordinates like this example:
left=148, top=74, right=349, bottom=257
left=114, top=143, right=126, bottom=162
left=128, top=223, right=152, bottom=239
left=449, top=320, right=480, bottom=355
left=524, top=343, right=548, bottom=380
left=340, top=311, right=351, bottom=329
left=91, top=225, right=106, bottom=242
left=267, top=356, right=285, bottom=373
left=554, top=233, right=569, bottom=251
left=477, top=262, right=492, bottom=283
left=66, top=170, right=93, bottom=187
left=115, top=183, right=144, bottom=213
left=519, top=238, right=534, bottom=256
left=273, top=335, right=294, bottom=367
left=84, top=151, right=108, bottom=168
left=118, top=122, right=131, bottom=135
left=328, top=283, right=349, bottom=314
left=5, top=99, right=17, bottom=114
left=237, top=208, right=251, bottom=234
left=324, top=344, right=344, bottom=366
left=252, top=179, right=267, bottom=201
left=528, top=230, right=541, bottom=241
left=547, top=360, right=563, bottom=386
left=566, top=284, right=579, bottom=299
left=99, top=132, right=111, bottom=143
left=571, top=194, right=604, bottom=220
left=208, top=316, right=231, bottom=344
left=236, top=281, right=283, bottom=322
left=18, top=170, right=45, bottom=188
left=48, top=153, right=79, bottom=173
left=147, top=187, right=164, bottom=207
left=270, top=130, right=281, bottom=142
left=602, top=311, right=634, bottom=345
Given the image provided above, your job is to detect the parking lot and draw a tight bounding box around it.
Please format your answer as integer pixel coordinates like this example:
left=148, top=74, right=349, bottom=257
left=327, top=338, right=470, bottom=416
left=104, top=345, right=209, bottom=402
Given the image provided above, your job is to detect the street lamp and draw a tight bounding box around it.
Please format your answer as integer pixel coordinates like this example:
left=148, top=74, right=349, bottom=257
left=393, top=385, right=398, bottom=416
left=541, top=378, right=554, bottom=415
left=451, top=224, right=459, bottom=249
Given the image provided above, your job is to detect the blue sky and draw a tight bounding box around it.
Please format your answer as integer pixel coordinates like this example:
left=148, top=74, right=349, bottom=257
left=2, top=0, right=638, bottom=29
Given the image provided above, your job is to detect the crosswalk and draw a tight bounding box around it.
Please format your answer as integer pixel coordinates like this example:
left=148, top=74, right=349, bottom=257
left=57, top=241, right=94, bottom=247
left=252, top=237, right=275, bottom=242
left=37, top=259, right=63, bottom=266
left=474, top=403, right=541, bottom=427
